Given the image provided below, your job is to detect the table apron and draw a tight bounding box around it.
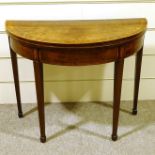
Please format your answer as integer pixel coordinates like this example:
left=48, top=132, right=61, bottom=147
left=9, top=35, right=144, bottom=66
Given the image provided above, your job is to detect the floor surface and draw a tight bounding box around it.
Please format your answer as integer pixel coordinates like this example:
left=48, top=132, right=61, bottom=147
left=0, top=101, right=155, bottom=155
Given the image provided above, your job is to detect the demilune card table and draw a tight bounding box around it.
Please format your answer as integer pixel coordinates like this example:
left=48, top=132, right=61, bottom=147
left=6, top=18, right=147, bottom=143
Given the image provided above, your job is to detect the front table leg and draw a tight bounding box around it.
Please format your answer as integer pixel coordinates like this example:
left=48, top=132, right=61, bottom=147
left=132, top=47, right=143, bottom=115
left=33, top=61, right=46, bottom=143
left=112, top=59, right=124, bottom=141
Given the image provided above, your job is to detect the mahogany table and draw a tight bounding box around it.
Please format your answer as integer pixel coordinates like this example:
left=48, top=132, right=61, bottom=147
left=6, top=18, right=147, bottom=143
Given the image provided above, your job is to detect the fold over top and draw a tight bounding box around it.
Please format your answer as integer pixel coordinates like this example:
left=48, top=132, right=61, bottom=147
left=6, top=18, right=147, bottom=47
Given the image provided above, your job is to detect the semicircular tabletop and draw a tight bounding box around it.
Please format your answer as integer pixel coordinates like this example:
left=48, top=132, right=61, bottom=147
left=6, top=18, right=147, bottom=47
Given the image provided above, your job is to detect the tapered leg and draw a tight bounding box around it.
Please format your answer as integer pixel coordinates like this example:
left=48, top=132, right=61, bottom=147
left=33, top=61, right=46, bottom=143
left=10, top=48, right=23, bottom=118
left=132, top=47, right=143, bottom=115
left=112, top=59, right=124, bottom=141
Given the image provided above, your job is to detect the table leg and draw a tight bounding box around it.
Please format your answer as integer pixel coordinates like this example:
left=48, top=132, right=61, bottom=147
left=112, top=59, right=124, bottom=141
left=10, top=48, right=23, bottom=118
left=132, top=47, right=143, bottom=115
left=33, top=61, right=46, bottom=143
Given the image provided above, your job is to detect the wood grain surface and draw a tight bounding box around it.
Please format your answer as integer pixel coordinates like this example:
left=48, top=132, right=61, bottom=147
left=6, top=18, right=147, bottom=47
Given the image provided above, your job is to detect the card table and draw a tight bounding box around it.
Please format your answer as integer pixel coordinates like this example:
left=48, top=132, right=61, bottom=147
left=6, top=18, right=147, bottom=143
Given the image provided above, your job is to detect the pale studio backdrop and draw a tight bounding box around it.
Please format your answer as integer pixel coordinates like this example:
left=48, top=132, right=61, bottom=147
left=0, top=0, right=155, bottom=104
